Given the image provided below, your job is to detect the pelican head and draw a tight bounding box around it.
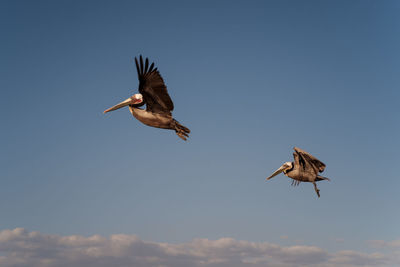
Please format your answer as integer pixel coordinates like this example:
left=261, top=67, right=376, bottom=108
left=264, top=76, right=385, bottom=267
left=104, top=94, right=144, bottom=113
left=266, top=162, right=293, bottom=180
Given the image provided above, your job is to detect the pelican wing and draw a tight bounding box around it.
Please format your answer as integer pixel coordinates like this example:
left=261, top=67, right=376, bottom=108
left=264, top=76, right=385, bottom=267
left=294, top=147, right=326, bottom=173
left=135, top=56, right=174, bottom=115
left=293, top=151, right=317, bottom=176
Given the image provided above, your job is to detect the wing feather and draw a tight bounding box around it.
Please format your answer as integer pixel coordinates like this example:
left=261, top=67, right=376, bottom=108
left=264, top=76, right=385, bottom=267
left=144, top=58, right=149, bottom=73
left=135, top=56, right=174, bottom=114
left=294, top=147, right=326, bottom=173
left=135, top=58, right=140, bottom=77
left=293, top=151, right=318, bottom=177
left=148, top=62, right=154, bottom=72
left=140, top=56, right=144, bottom=75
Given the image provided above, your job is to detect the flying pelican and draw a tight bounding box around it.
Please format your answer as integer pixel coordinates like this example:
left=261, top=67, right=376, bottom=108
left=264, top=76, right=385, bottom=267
left=104, top=56, right=190, bottom=140
left=266, top=147, right=330, bottom=197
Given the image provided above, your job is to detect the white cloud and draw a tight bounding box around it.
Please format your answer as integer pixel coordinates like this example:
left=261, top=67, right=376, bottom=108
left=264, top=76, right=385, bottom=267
left=0, top=228, right=396, bottom=267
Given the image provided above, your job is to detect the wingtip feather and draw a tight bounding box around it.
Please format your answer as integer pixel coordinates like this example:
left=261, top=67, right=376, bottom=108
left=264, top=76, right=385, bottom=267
left=145, top=58, right=149, bottom=73
left=148, top=62, right=154, bottom=72
left=135, top=57, right=140, bottom=77
left=139, top=55, right=144, bottom=75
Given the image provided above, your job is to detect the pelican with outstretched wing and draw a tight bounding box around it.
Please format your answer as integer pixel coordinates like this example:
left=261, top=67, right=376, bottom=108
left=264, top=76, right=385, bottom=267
left=266, top=147, right=330, bottom=197
left=104, top=56, right=190, bottom=140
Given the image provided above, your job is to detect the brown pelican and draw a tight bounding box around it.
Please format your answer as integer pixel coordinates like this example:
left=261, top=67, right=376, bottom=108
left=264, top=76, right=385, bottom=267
left=104, top=56, right=190, bottom=140
left=266, top=147, right=330, bottom=197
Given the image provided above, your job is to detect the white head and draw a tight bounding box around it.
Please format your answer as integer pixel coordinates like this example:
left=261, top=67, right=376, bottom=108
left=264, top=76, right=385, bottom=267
left=282, top=162, right=293, bottom=174
left=266, top=161, right=293, bottom=180
left=131, top=93, right=143, bottom=104
left=104, top=93, right=144, bottom=114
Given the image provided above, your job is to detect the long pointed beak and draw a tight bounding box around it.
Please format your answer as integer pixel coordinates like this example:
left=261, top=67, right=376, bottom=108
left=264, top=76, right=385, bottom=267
left=266, top=165, right=286, bottom=181
left=104, top=98, right=133, bottom=114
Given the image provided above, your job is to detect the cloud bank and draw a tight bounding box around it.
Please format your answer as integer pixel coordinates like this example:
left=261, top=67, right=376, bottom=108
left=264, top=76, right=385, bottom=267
left=0, top=228, right=396, bottom=267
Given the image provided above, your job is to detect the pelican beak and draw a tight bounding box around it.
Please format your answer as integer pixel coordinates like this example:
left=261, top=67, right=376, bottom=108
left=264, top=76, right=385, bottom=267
left=104, top=98, right=133, bottom=114
left=266, top=164, right=287, bottom=180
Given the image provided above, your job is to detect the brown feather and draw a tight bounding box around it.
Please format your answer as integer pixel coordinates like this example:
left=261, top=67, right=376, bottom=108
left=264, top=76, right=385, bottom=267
left=135, top=56, right=174, bottom=115
left=294, top=147, right=326, bottom=173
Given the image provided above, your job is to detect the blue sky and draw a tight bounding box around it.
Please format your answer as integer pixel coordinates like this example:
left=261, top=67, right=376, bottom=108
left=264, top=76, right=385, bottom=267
left=1, top=0, right=399, bottom=266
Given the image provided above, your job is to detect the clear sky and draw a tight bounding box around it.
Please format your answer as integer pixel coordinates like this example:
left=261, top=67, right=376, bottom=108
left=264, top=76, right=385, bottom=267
left=1, top=0, right=399, bottom=266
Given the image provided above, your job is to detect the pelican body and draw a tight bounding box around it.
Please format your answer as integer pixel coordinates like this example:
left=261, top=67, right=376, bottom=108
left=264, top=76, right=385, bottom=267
left=104, top=56, right=190, bottom=140
left=266, top=147, right=330, bottom=197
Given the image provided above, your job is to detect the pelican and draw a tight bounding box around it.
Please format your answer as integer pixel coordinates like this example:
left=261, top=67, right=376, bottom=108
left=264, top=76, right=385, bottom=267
left=266, top=147, right=330, bottom=197
left=104, top=56, right=190, bottom=140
